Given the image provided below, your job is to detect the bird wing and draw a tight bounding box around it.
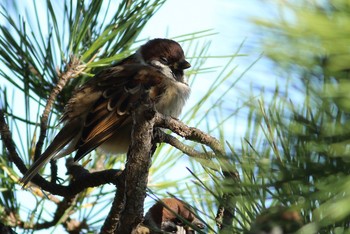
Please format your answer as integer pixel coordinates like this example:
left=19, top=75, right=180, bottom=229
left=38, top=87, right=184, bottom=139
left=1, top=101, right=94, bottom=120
left=21, top=64, right=164, bottom=186
left=73, top=64, right=164, bottom=161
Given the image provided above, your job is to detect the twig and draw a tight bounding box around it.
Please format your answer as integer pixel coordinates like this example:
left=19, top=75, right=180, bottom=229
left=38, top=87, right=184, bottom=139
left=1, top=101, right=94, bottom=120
left=50, top=160, right=58, bottom=183
left=26, top=161, right=123, bottom=197
left=154, top=113, right=225, bottom=155
left=154, top=129, right=215, bottom=159
left=215, top=170, right=239, bottom=232
left=18, top=196, right=77, bottom=230
left=34, top=56, right=86, bottom=161
left=0, top=109, right=28, bottom=174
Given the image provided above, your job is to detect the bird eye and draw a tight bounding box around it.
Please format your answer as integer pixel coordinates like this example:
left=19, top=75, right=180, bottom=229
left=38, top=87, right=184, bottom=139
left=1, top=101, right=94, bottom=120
left=173, top=218, right=184, bottom=226
left=160, top=57, right=168, bottom=64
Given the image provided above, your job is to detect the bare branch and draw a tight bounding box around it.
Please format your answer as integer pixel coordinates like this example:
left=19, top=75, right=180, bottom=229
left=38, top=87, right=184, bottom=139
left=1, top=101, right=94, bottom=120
left=50, top=160, right=58, bottom=183
left=16, top=164, right=121, bottom=202
left=17, top=196, right=77, bottom=230
left=154, top=113, right=225, bottom=155
left=0, top=109, right=28, bottom=174
left=100, top=172, right=125, bottom=234
left=154, top=129, right=215, bottom=159
left=35, top=56, right=86, bottom=161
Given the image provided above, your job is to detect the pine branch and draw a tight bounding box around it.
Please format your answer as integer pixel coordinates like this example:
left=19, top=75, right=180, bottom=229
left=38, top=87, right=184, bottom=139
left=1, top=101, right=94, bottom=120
left=154, top=129, right=215, bottom=160
left=116, top=97, right=157, bottom=233
left=154, top=113, right=225, bottom=155
left=100, top=177, right=125, bottom=233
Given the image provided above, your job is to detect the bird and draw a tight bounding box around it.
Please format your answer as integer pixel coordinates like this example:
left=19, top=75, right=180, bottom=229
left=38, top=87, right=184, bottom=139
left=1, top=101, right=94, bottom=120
left=21, top=38, right=191, bottom=186
left=143, top=198, right=205, bottom=233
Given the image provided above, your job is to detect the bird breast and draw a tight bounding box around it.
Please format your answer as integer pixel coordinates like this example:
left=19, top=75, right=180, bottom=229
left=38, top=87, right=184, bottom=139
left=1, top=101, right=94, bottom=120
left=154, top=79, right=191, bottom=118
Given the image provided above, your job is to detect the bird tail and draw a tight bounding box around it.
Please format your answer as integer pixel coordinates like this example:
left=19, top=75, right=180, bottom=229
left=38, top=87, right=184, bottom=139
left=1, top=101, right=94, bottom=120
left=21, top=121, right=81, bottom=187
left=20, top=151, right=55, bottom=187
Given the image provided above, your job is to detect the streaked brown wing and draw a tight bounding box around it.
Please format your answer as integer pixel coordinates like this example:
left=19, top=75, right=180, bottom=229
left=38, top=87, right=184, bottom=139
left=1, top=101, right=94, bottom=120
left=74, top=64, right=164, bottom=161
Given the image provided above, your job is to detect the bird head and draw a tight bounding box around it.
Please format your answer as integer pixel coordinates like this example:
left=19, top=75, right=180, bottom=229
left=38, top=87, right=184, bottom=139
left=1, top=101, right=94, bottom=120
left=138, top=38, right=191, bottom=82
left=144, top=198, right=205, bottom=233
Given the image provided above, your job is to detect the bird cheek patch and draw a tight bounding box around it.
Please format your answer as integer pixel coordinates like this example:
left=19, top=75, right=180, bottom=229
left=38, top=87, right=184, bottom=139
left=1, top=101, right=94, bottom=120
left=160, top=220, right=178, bottom=232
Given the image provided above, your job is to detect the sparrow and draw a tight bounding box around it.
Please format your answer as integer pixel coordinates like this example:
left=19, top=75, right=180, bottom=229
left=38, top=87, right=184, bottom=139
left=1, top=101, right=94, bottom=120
left=143, top=198, right=205, bottom=233
left=21, top=38, right=191, bottom=186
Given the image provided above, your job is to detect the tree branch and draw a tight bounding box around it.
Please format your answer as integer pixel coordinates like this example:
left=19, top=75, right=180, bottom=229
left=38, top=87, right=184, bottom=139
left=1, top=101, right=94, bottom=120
left=116, top=98, right=157, bottom=233
left=154, top=114, right=239, bottom=232
left=154, top=113, right=225, bottom=155
left=100, top=172, right=126, bottom=234
left=154, top=129, right=215, bottom=159
left=35, top=56, right=86, bottom=161
left=0, top=109, right=28, bottom=174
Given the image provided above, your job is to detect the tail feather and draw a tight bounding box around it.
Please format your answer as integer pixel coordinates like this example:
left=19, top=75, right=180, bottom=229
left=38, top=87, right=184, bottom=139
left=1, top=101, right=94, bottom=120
left=21, top=151, right=55, bottom=186
left=21, top=120, right=82, bottom=187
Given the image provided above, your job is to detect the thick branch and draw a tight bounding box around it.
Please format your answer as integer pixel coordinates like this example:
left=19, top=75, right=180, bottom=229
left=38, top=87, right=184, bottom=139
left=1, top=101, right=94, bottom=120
left=215, top=193, right=235, bottom=232
left=100, top=172, right=126, bottom=234
left=116, top=100, right=157, bottom=233
left=50, top=160, right=58, bottom=183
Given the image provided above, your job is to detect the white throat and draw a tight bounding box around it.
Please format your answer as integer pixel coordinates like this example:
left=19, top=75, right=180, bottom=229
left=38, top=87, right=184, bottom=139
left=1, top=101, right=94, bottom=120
left=150, top=60, right=175, bottom=80
left=135, top=49, right=191, bottom=117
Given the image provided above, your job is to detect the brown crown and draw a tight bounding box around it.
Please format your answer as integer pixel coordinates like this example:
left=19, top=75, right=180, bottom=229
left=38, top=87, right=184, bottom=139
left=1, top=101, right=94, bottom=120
left=140, top=38, right=186, bottom=65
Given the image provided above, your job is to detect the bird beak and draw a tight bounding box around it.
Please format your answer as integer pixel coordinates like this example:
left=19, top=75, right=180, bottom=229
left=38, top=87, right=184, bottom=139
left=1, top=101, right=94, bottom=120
left=178, top=60, right=191, bottom=70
